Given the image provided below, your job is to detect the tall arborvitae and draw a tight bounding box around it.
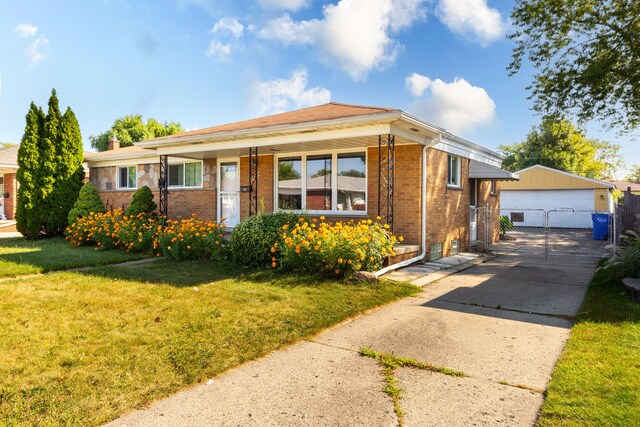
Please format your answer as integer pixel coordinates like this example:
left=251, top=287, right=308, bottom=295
left=46, top=107, right=85, bottom=234
left=16, top=103, right=45, bottom=238
left=16, top=89, right=85, bottom=238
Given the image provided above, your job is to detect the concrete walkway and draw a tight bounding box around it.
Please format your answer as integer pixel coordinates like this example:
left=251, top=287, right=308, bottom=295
left=108, top=253, right=598, bottom=427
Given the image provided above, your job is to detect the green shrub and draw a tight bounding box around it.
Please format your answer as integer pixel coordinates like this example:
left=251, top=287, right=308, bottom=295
left=499, top=215, right=514, bottom=236
left=67, top=182, right=106, bottom=225
left=600, top=231, right=640, bottom=282
left=125, top=186, right=157, bottom=216
left=155, top=215, right=225, bottom=261
left=230, top=212, right=301, bottom=267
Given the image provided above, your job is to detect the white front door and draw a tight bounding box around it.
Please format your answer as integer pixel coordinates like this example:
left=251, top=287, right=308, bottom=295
left=470, top=206, right=477, bottom=241
left=219, top=161, right=240, bottom=228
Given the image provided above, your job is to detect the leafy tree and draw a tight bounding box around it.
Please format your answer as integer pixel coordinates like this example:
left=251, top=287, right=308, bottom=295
left=500, top=116, right=623, bottom=179
left=339, top=169, right=366, bottom=178
left=90, top=115, right=184, bottom=151
left=278, top=161, right=301, bottom=181
left=508, top=0, right=640, bottom=131
left=125, top=186, right=157, bottom=216
left=16, top=103, right=45, bottom=237
left=16, top=90, right=85, bottom=238
left=626, top=164, right=640, bottom=183
left=68, top=182, right=106, bottom=225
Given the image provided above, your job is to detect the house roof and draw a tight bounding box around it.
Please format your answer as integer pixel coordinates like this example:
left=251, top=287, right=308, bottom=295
left=0, top=144, right=19, bottom=168
left=609, top=180, right=640, bottom=192
left=153, top=103, right=396, bottom=141
left=469, top=160, right=519, bottom=181
left=500, top=164, right=614, bottom=191
left=84, top=145, right=153, bottom=161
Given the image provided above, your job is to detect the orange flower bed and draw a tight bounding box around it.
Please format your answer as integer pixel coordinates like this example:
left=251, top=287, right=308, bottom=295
left=155, top=215, right=226, bottom=260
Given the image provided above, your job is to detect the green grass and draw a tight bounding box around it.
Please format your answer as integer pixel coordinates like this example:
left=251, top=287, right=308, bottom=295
left=537, top=268, right=640, bottom=426
left=0, top=237, right=144, bottom=278
left=0, top=259, right=418, bottom=426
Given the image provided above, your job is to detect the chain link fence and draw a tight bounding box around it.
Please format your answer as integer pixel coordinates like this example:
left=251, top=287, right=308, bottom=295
left=473, top=206, right=615, bottom=257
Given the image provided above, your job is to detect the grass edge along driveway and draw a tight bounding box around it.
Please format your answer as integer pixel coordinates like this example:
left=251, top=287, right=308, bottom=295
left=537, top=267, right=640, bottom=427
left=0, top=258, right=419, bottom=426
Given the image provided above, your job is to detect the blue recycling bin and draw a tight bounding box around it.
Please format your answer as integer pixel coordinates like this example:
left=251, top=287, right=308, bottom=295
left=592, top=213, right=610, bottom=240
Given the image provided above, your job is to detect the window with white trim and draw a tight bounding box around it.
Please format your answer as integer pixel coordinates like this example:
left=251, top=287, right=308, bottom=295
left=447, top=155, right=461, bottom=187
left=276, top=151, right=367, bottom=213
left=118, top=166, right=137, bottom=189
left=168, top=161, right=203, bottom=188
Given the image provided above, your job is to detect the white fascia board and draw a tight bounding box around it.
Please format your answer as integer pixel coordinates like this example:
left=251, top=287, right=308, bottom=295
left=0, top=164, right=18, bottom=170
left=154, top=123, right=394, bottom=157
left=138, top=111, right=402, bottom=149
left=87, top=156, right=159, bottom=168
left=433, top=137, right=503, bottom=167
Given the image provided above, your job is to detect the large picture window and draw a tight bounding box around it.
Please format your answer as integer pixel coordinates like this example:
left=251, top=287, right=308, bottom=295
left=169, top=161, right=202, bottom=188
left=118, top=166, right=137, bottom=189
left=276, top=151, right=367, bottom=214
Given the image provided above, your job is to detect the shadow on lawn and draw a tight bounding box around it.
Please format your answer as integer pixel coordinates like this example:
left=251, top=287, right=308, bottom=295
left=77, top=258, right=335, bottom=289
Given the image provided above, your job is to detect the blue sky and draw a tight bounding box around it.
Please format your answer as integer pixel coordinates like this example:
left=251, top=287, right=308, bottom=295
left=1, top=0, right=637, bottom=177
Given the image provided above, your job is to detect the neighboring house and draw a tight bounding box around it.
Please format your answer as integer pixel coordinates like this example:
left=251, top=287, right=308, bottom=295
left=500, top=164, right=614, bottom=228
left=0, top=144, right=19, bottom=221
left=610, top=180, right=640, bottom=195
left=85, top=102, right=517, bottom=262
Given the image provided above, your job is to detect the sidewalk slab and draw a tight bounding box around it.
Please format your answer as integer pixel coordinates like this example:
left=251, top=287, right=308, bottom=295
left=107, top=341, right=396, bottom=427
left=396, top=369, right=543, bottom=427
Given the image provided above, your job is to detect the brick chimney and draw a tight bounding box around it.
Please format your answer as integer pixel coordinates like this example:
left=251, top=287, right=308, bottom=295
left=107, top=132, right=120, bottom=151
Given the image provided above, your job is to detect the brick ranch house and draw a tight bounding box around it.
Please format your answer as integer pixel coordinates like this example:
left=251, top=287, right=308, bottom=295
left=85, top=103, right=518, bottom=266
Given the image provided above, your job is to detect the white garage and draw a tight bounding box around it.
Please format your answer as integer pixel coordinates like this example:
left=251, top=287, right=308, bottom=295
left=499, top=165, right=614, bottom=229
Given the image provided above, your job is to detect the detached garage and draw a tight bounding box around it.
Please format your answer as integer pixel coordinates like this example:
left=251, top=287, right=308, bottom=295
left=499, top=165, right=614, bottom=228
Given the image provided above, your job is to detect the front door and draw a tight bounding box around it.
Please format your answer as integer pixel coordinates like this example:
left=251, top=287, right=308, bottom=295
left=219, top=161, right=240, bottom=228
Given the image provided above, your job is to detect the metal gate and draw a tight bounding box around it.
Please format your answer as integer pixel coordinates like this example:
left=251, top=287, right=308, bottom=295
left=476, top=206, right=615, bottom=257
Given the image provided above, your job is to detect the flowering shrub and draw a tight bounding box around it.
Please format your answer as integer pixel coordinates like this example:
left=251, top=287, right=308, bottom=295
left=154, top=215, right=226, bottom=261
left=65, top=209, right=160, bottom=253
left=272, top=217, right=402, bottom=277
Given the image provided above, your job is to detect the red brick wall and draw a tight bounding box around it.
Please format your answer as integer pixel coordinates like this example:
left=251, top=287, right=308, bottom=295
left=2, top=173, right=17, bottom=220
left=425, top=148, right=471, bottom=259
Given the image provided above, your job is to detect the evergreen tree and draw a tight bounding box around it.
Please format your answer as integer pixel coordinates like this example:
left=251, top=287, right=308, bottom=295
left=125, top=186, right=157, bottom=216
left=68, top=182, right=105, bottom=225
left=16, top=103, right=45, bottom=237
left=16, top=89, right=85, bottom=238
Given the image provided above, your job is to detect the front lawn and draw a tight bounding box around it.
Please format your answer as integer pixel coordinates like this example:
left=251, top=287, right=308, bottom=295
left=537, top=268, right=640, bottom=426
left=0, top=237, right=144, bottom=278
left=0, top=259, right=418, bottom=426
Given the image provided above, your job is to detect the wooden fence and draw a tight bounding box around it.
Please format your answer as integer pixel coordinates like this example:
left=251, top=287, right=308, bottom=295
left=616, top=189, right=640, bottom=240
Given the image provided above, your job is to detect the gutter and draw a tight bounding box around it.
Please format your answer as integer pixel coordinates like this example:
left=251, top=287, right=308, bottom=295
left=374, top=143, right=430, bottom=277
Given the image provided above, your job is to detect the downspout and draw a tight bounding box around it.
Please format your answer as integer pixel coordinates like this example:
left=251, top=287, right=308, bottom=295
left=374, top=144, right=429, bottom=277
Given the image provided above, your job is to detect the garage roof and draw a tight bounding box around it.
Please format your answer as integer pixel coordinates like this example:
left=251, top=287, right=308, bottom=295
left=500, top=164, right=614, bottom=190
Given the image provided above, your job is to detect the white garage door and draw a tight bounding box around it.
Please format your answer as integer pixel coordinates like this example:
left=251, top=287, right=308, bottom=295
left=501, top=190, right=595, bottom=228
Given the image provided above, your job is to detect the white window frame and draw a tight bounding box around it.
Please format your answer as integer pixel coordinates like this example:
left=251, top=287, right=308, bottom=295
left=168, top=160, right=204, bottom=189
left=117, top=165, right=137, bottom=190
left=274, top=148, right=368, bottom=216
left=447, top=154, right=461, bottom=188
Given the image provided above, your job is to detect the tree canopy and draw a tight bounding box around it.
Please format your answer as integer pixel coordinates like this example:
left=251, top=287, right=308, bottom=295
left=500, top=116, right=623, bottom=180
left=508, top=0, right=640, bottom=131
left=90, top=115, right=184, bottom=151
left=626, top=164, right=640, bottom=183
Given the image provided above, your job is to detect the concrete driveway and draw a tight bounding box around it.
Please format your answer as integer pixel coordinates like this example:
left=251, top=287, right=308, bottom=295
left=108, top=253, right=597, bottom=427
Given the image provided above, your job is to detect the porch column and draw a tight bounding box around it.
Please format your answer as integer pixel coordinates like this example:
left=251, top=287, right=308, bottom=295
left=378, top=134, right=395, bottom=231
left=249, top=147, right=259, bottom=216
left=159, top=155, right=169, bottom=217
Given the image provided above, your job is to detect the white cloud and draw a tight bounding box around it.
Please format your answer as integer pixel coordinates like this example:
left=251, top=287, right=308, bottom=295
left=405, top=72, right=431, bottom=97
left=258, top=0, right=427, bottom=80
left=26, top=36, right=49, bottom=65
left=15, top=23, right=38, bottom=38
left=408, top=75, right=496, bottom=133
left=436, top=0, right=506, bottom=46
left=257, top=0, right=309, bottom=11
left=252, top=68, right=331, bottom=116
left=211, top=17, right=244, bottom=38
left=206, top=40, right=232, bottom=62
